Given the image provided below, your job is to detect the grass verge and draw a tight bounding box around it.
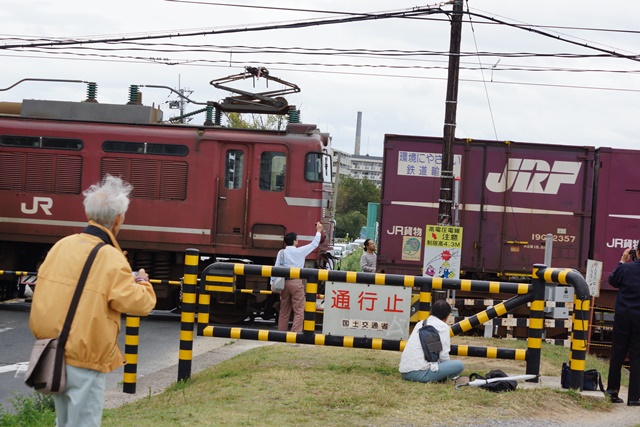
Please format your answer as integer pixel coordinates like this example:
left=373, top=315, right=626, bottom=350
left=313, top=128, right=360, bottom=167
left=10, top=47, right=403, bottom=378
left=0, top=392, right=55, bottom=427
left=99, top=337, right=616, bottom=427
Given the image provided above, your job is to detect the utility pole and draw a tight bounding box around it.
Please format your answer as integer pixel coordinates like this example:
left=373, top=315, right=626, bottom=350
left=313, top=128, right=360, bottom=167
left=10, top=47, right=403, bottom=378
left=168, top=74, right=193, bottom=124
left=438, top=0, right=463, bottom=225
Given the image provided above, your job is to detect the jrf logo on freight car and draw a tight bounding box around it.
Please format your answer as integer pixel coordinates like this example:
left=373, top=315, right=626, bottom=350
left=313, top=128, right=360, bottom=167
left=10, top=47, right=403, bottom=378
left=485, top=159, right=581, bottom=194
left=607, top=238, right=640, bottom=249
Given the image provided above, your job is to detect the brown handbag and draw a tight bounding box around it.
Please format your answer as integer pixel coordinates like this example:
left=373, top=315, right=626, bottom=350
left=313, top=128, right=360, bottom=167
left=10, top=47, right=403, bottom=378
left=24, top=243, right=104, bottom=394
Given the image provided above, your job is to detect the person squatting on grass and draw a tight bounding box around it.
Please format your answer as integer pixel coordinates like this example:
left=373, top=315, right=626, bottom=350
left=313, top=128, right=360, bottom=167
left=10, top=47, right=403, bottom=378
left=399, top=299, right=464, bottom=383
left=30, top=175, right=157, bottom=426
left=272, top=222, right=323, bottom=332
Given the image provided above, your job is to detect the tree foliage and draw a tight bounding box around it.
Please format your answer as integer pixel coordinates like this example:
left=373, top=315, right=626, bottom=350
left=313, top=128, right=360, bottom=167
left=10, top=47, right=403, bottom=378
left=335, top=210, right=366, bottom=241
left=335, top=175, right=380, bottom=239
left=225, top=112, right=286, bottom=130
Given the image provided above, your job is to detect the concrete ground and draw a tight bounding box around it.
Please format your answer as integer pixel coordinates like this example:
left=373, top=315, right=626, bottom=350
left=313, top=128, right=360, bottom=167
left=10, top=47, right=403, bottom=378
left=517, top=374, right=627, bottom=398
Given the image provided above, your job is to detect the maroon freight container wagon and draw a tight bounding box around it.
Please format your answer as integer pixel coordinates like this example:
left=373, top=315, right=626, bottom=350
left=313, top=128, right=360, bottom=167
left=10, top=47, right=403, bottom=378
left=590, top=147, right=640, bottom=307
left=378, top=135, right=640, bottom=309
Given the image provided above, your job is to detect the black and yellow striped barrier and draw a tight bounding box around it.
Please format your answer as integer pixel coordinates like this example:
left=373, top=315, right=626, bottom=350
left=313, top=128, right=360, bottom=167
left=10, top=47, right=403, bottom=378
left=181, top=261, right=592, bottom=390
left=0, top=270, right=37, bottom=276
left=202, top=262, right=529, bottom=297
left=201, top=326, right=404, bottom=351
left=449, top=293, right=534, bottom=336
left=534, top=264, right=591, bottom=390
left=0, top=269, right=181, bottom=286
left=190, top=263, right=538, bottom=370
left=451, top=344, right=527, bottom=360
left=525, top=268, right=546, bottom=383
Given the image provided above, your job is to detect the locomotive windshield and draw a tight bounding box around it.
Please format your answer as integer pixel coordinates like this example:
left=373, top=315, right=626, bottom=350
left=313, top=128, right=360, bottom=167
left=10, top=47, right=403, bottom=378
left=305, top=152, right=332, bottom=183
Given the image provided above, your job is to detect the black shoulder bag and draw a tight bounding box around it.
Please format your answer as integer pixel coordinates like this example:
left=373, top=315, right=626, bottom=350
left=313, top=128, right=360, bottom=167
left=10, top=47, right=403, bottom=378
left=418, top=322, right=443, bottom=363
left=25, top=243, right=105, bottom=394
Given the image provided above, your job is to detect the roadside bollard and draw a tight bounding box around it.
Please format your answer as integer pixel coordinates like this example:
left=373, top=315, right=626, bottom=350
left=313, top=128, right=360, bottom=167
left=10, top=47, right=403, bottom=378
left=123, top=315, right=140, bottom=394
left=178, top=248, right=199, bottom=382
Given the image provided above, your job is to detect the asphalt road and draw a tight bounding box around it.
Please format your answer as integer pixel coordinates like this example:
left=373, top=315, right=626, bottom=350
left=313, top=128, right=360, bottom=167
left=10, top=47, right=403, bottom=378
left=0, top=309, right=33, bottom=411
left=0, top=305, right=275, bottom=413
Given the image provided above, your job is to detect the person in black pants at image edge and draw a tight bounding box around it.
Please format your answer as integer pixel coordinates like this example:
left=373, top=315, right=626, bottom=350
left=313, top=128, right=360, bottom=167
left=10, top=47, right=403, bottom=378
left=606, top=243, right=640, bottom=406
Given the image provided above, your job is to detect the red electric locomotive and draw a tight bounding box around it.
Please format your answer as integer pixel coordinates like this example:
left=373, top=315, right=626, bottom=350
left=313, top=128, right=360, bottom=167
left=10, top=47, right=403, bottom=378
left=0, top=75, right=334, bottom=322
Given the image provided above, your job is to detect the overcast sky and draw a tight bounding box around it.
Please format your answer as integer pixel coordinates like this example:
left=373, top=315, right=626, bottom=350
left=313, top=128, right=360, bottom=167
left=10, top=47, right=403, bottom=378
left=1, top=0, right=639, bottom=157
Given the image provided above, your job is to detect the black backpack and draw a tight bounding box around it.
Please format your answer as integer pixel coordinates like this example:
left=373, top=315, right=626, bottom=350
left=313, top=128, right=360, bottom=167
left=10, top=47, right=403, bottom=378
left=470, top=370, right=517, bottom=392
left=418, top=323, right=442, bottom=363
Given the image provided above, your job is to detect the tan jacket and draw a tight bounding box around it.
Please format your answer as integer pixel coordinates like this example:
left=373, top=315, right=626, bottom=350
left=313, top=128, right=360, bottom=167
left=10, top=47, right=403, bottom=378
left=29, top=222, right=156, bottom=373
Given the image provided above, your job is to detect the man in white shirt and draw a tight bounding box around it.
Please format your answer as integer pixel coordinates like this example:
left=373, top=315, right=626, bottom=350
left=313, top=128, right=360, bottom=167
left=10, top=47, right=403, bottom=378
left=274, top=222, right=323, bottom=332
left=399, top=299, right=464, bottom=382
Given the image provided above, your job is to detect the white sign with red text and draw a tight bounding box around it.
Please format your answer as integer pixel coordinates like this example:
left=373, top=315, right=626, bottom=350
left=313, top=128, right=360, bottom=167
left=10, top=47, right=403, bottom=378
left=322, top=281, right=412, bottom=340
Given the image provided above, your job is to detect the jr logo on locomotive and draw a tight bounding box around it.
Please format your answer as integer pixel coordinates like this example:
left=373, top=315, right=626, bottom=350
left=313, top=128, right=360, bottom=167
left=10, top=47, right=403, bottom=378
left=20, top=197, right=53, bottom=215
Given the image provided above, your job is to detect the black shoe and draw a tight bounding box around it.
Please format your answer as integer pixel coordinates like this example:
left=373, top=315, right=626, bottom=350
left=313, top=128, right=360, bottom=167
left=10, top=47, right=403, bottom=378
left=606, top=391, right=624, bottom=404
left=628, top=400, right=640, bottom=406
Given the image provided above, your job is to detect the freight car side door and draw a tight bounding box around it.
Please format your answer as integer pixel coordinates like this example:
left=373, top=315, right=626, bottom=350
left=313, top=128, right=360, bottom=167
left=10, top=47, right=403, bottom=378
left=216, top=145, right=249, bottom=246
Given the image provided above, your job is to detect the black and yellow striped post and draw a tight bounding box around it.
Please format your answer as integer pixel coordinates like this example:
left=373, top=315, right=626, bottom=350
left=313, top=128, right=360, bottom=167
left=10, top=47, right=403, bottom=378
left=539, top=266, right=591, bottom=390
left=416, top=277, right=432, bottom=322
left=177, top=248, right=199, bottom=382
left=197, top=280, right=211, bottom=337
left=526, top=264, right=546, bottom=382
left=123, top=315, right=140, bottom=394
left=304, top=277, right=318, bottom=334
left=204, top=263, right=236, bottom=293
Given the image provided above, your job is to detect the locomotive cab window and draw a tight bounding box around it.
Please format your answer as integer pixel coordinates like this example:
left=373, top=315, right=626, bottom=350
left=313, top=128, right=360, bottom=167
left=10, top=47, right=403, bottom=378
left=225, top=149, right=244, bottom=189
left=259, top=151, right=286, bottom=191
left=305, top=152, right=332, bottom=183
left=1, top=135, right=82, bottom=150
left=102, top=141, right=188, bottom=156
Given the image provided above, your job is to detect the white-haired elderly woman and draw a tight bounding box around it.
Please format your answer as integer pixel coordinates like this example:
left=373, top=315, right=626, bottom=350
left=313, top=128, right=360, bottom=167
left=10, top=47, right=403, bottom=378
left=30, top=174, right=157, bottom=427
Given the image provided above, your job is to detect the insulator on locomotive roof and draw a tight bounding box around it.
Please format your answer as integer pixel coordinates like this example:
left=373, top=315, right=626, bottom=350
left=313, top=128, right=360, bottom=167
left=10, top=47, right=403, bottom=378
left=213, top=105, right=221, bottom=126
left=128, top=85, right=142, bottom=105
left=288, top=107, right=300, bottom=124
left=85, top=82, right=98, bottom=103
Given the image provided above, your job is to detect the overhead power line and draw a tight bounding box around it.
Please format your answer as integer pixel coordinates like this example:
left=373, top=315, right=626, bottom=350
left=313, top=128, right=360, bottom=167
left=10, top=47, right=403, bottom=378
left=11, top=47, right=640, bottom=75
left=2, top=51, right=639, bottom=95
left=1, top=3, right=638, bottom=65
left=15, top=41, right=630, bottom=60
left=164, top=1, right=640, bottom=36
left=465, top=11, right=640, bottom=63
left=0, top=4, right=446, bottom=50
